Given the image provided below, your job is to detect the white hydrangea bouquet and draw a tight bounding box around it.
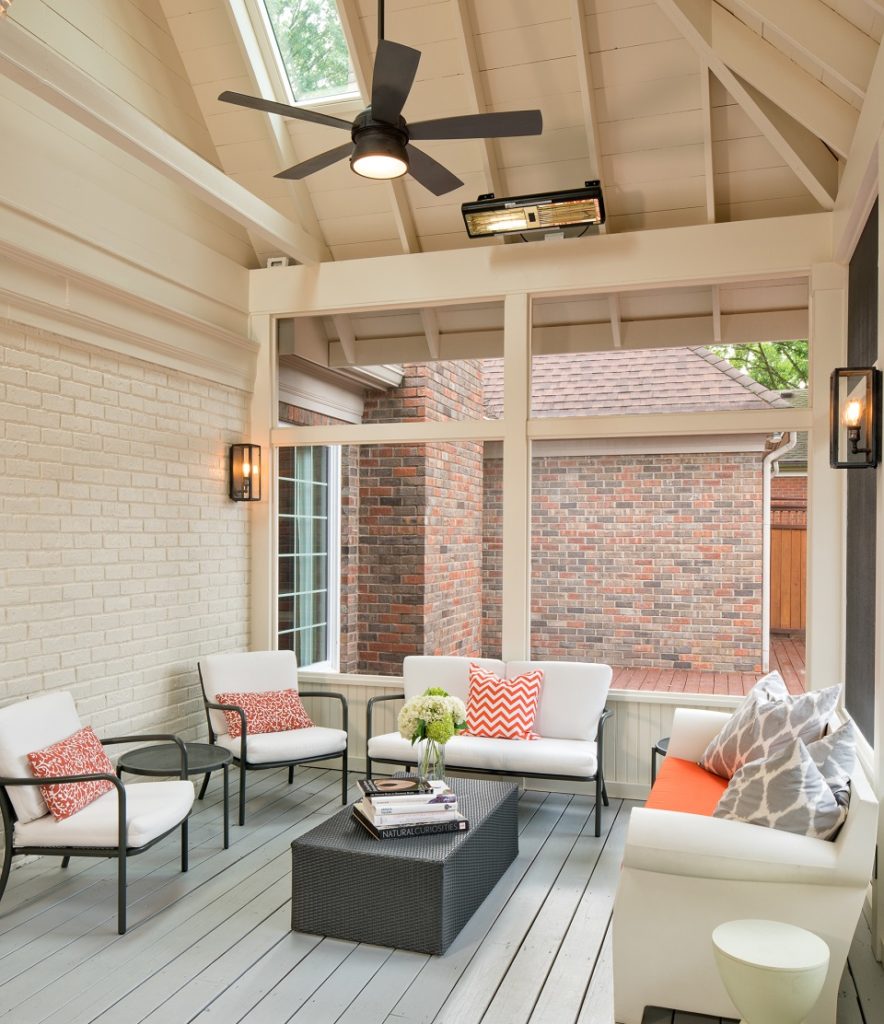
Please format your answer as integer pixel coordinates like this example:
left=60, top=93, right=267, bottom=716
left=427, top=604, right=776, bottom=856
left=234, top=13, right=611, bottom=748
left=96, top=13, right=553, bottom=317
left=397, top=687, right=467, bottom=781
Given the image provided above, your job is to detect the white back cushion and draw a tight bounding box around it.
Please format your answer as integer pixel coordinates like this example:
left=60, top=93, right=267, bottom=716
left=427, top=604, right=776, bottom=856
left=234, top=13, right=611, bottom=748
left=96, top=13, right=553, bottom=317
left=506, top=661, right=611, bottom=741
left=199, top=651, right=299, bottom=736
left=402, top=656, right=505, bottom=702
left=0, top=691, right=83, bottom=823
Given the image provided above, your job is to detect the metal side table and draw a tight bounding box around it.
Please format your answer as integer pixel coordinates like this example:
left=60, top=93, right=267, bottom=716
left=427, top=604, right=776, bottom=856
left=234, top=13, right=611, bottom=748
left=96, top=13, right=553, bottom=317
left=117, top=742, right=232, bottom=848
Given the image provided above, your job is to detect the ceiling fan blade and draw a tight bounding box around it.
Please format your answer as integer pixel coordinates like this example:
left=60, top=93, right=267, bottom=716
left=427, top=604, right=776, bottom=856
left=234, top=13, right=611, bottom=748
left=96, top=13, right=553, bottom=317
left=371, top=39, right=421, bottom=124
left=406, top=145, right=463, bottom=196
left=409, top=109, right=543, bottom=140
left=275, top=143, right=354, bottom=180
left=218, top=91, right=352, bottom=131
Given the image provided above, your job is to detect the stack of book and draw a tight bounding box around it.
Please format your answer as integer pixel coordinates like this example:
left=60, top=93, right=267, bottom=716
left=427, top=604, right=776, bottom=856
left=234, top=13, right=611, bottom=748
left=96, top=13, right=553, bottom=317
left=352, top=778, right=470, bottom=840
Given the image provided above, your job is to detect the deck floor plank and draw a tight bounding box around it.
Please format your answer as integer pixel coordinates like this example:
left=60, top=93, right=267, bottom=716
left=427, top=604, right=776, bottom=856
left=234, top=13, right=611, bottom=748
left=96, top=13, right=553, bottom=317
left=0, top=766, right=877, bottom=1024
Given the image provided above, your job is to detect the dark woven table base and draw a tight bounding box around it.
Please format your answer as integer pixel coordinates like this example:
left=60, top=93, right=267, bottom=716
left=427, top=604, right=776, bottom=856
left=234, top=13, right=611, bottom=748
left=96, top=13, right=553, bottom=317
left=291, top=776, right=519, bottom=954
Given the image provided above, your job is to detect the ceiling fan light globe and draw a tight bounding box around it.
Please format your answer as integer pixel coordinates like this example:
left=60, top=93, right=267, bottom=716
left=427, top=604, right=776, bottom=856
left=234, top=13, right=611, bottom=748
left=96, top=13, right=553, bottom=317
left=350, top=127, right=409, bottom=180
left=352, top=153, right=408, bottom=180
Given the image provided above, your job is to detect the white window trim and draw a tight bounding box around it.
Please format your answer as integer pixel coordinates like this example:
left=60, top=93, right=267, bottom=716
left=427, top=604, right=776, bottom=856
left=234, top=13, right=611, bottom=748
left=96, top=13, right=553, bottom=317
left=275, top=444, right=341, bottom=672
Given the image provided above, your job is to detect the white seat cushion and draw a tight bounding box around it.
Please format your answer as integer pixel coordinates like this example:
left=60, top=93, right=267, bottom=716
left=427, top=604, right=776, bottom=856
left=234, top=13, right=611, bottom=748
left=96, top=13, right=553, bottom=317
left=14, top=780, right=195, bottom=849
left=217, top=726, right=347, bottom=765
left=368, top=731, right=598, bottom=778
left=0, top=691, right=84, bottom=823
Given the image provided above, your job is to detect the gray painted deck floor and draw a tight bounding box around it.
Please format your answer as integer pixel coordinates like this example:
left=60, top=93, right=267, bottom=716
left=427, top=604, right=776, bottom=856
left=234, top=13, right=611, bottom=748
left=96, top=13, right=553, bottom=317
left=0, top=766, right=880, bottom=1024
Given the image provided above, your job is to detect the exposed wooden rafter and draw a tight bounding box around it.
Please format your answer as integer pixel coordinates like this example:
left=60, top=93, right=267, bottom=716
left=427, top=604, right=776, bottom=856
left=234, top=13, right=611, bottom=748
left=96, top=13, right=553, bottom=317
left=569, top=0, right=608, bottom=233
left=327, top=309, right=809, bottom=366
left=700, top=66, right=716, bottom=224
left=0, top=17, right=328, bottom=264
left=730, top=0, right=876, bottom=101
left=451, top=0, right=505, bottom=198
left=608, top=294, right=622, bottom=348
left=655, top=0, right=840, bottom=210
left=223, top=0, right=331, bottom=262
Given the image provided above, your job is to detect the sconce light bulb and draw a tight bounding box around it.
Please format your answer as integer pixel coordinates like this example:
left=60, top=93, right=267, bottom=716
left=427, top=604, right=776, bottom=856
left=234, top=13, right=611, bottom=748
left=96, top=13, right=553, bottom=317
left=844, top=398, right=864, bottom=428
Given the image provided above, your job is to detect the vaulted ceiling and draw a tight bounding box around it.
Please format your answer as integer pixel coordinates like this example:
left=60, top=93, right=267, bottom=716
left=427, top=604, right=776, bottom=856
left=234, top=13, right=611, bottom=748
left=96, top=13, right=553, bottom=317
left=160, top=0, right=884, bottom=268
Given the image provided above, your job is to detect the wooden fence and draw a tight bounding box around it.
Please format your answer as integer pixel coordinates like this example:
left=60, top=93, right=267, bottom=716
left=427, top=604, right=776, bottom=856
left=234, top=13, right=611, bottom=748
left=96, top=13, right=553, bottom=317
left=771, top=524, right=807, bottom=631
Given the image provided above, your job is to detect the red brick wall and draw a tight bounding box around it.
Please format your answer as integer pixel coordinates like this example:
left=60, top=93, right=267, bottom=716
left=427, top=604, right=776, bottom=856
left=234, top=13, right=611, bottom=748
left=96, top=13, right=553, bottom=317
left=484, top=451, right=765, bottom=672
left=771, top=473, right=807, bottom=528
left=357, top=361, right=485, bottom=674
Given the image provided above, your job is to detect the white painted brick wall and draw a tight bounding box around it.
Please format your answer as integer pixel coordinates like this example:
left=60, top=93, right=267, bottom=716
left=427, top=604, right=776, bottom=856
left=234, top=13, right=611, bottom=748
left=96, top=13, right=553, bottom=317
left=0, top=322, right=251, bottom=740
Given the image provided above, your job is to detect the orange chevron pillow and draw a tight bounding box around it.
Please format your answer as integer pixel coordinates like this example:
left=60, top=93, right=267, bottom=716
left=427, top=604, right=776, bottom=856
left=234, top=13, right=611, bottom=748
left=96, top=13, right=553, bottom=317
left=464, top=663, right=543, bottom=740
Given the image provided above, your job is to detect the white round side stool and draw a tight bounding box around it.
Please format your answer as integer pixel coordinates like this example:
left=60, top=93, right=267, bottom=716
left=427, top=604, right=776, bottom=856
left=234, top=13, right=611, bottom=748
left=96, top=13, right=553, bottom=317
left=712, top=919, right=830, bottom=1024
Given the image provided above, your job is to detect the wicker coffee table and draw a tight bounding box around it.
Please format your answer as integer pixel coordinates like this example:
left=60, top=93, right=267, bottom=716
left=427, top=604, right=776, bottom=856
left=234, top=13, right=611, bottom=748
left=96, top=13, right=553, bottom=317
left=290, top=776, right=518, bottom=954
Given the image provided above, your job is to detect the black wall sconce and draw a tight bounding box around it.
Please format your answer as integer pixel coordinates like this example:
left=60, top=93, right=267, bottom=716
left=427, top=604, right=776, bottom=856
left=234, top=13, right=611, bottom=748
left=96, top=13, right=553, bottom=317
left=830, top=368, right=882, bottom=468
left=229, top=443, right=261, bottom=500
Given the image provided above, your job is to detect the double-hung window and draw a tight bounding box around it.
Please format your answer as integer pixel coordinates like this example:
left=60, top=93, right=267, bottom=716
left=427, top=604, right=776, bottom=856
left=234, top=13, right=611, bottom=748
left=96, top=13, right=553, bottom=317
left=278, top=445, right=339, bottom=670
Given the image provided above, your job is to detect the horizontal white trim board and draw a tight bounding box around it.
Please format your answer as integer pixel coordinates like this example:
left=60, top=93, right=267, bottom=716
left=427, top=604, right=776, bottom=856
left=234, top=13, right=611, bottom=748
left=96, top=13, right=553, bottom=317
left=249, top=213, right=833, bottom=316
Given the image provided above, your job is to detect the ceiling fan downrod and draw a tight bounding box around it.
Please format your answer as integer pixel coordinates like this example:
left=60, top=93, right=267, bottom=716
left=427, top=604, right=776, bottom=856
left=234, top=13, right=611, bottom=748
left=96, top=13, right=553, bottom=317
left=378, top=0, right=384, bottom=42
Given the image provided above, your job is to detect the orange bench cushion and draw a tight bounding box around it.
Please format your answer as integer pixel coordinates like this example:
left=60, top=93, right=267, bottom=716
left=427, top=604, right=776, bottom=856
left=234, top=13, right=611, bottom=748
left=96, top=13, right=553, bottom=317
left=645, top=756, right=728, bottom=817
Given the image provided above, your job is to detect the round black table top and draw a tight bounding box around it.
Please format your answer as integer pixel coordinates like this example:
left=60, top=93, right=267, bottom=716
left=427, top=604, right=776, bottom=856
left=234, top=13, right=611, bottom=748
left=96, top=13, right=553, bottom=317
left=117, top=741, right=231, bottom=777
left=654, top=736, right=670, bottom=756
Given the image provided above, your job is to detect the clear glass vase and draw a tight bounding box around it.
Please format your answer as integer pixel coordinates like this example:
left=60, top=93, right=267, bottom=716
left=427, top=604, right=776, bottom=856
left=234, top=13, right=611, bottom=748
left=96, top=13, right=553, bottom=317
left=418, top=738, right=445, bottom=783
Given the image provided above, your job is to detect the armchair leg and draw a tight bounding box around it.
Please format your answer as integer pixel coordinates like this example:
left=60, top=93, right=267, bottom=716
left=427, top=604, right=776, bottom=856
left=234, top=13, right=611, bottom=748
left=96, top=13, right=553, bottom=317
left=117, top=849, right=127, bottom=935
left=181, top=818, right=189, bottom=872
left=341, top=750, right=348, bottom=805
left=595, top=775, right=603, bottom=837
left=288, top=765, right=294, bottom=785
left=61, top=856, right=71, bottom=868
left=365, top=755, right=372, bottom=778
left=238, top=760, right=246, bottom=827
left=198, top=772, right=211, bottom=800
left=601, top=776, right=609, bottom=806
left=0, top=843, right=12, bottom=906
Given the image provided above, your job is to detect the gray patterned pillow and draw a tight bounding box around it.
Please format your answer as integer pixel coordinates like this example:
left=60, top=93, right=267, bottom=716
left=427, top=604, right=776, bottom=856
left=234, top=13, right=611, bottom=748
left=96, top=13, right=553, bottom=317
left=806, top=721, right=854, bottom=804
left=713, top=739, right=847, bottom=841
left=700, top=672, right=839, bottom=780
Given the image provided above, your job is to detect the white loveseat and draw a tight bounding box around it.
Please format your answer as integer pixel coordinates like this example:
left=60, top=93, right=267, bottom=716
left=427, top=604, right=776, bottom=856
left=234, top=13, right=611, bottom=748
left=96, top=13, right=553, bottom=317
left=612, top=707, right=879, bottom=1024
left=365, top=656, right=613, bottom=835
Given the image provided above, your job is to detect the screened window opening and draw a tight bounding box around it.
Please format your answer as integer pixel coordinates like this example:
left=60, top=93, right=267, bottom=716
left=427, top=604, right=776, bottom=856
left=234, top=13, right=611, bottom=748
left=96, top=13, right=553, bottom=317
left=278, top=445, right=339, bottom=669
left=262, top=0, right=358, bottom=103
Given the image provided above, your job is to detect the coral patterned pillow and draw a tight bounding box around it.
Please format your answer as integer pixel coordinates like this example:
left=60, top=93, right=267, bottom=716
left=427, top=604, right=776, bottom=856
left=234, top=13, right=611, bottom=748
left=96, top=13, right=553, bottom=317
left=27, top=726, right=116, bottom=821
left=464, top=663, right=543, bottom=740
left=214, top=689, right=313, bottom=738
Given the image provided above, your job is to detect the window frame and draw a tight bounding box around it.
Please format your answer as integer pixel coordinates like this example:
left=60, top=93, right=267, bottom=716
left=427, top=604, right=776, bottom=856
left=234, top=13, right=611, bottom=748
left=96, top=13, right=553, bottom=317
left=276, top=443, right=341, bottom=672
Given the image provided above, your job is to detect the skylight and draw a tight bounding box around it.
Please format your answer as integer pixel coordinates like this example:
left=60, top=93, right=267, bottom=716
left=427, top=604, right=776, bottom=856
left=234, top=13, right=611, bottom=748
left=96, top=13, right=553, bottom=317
left=261, top=0, right=358, bottom=104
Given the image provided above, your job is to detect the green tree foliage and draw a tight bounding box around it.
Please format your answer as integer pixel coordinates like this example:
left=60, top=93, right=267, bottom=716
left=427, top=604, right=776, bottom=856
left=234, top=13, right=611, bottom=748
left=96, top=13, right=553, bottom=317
left=708, top=341, right=808, bottom=392
left=265, top=0, right=353, bottom=99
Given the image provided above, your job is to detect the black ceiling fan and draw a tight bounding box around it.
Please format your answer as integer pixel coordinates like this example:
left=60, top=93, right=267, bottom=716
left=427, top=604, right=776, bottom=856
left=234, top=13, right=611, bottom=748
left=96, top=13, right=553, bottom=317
left=218, top=0, right=542, bottom=196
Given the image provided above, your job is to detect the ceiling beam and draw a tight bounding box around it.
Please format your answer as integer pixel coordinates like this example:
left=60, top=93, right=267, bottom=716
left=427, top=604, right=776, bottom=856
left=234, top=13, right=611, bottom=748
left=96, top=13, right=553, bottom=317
left=0, top=17, right=327, bottom=265
left=655, top=0, right=839, bottom=209
left=250, top=211, right=832, bottom=315
left=700, top=0, right=856, bottom=157
left=834, top=20, right=884, bottom=259
left=731, top=0, right=876, bottom=101
left=328, top=309, right=809, bottom=365
left=451, top=0, right=505, bottom=198
left=608, top=295, right=622, bottom=347
left=570, top=0, right=608, bottom=232
left=700, top=66, right=716, bottom=223
left=332, top=316, right=357, bottom=364
left=223, top=0, right=331, bottom=262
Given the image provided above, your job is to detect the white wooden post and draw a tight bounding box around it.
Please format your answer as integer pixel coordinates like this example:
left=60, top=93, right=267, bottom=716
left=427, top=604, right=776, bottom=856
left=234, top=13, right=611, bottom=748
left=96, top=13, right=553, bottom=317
left=249, top=313, right=276, bottom=651
left=501, top=293, right=531, bottom=662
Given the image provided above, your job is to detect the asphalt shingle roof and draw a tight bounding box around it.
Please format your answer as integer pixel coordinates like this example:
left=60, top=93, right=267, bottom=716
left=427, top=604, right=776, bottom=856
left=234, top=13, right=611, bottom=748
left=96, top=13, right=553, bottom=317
left=481, top=347, right=792, bottom=418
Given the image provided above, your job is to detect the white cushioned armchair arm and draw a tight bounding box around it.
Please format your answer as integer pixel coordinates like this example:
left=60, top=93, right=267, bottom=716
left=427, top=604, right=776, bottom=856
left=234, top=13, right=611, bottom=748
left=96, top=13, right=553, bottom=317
left=666, top=708, right=731, bottom=761
left=623, top=807, right=849, bottom=886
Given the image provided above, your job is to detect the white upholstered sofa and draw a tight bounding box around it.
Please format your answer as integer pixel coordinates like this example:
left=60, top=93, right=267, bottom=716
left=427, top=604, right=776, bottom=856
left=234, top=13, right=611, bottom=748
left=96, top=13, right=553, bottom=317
left=365, top=656, right=613, bottom=835
left=612, top=707, right=879, bottom=1024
